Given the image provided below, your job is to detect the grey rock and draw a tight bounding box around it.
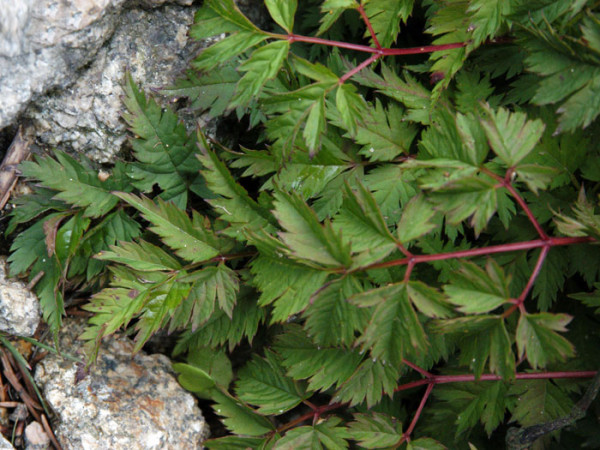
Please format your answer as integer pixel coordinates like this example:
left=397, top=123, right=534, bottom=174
left=34, top=319, right=208, bottom=449
left=0, top=434, right=13, bottom=450
left=0, top=0, right=198, bottom=133
left=0, top=0, right=124, bottom=130
left=24, top=4, right=202, bottom=163
left=0, top=257, right=40, bottom=337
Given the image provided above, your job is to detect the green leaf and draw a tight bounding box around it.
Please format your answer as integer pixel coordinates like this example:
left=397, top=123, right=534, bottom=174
left=352, top=65, right=431, bottom=124
left=480, top=104, right=545, bottom=167
left=530, top=247, right=569, bottom=311
left=407, top=281, right=454, bottom=319
left=443, top=260, right=512, bottom=314
left=231, top=40, right=290, bottom=108
left=397, top=194, right=437, bottom=243
left=406, top=438, right=446, bottom=450
left=554, top=189, right=600, bottom=240
left=122, top=74, right=206, bottom=208
left=205, top=436, right=266, bottom=449
left=347, top=412, right=402, bottom=448
left=172, top=364, right=216, bottom=396
left=350, top=99, right=417, bottom=162
left=304, top=277, right=368, bottom=347
left=265, top=0, right=297, bottom=33
left=333, top=182, right=397, bottom=265
left=173, top=347, right=233, bottom=397
left=19, top=151, right=125, bottom=218
left=211, top=390, right=275, bottom=436
left=80, top=268, right=168, bottom=358
left=364, top=165, right=417, bottom=224
left=274, top=417, right=350, bottom=449
left=335, top=83, right=367, bottom=135
left=6, top=187, right=68, bottom=235
left=133, top=280, right=192, bottom=351
left=162, top=67, right=240, bottom=118
left=433, top=381, right=508, bottom=438
left=514, top=164, right=557, bottom=195
left=419, top=169, right=503, bottom=236
left=197, top=136, right=275, bottom=237
left=570, top=283, right=600, bottom=313
left=115, top=192, right=221, bottom=264
left=96, top=240, right=181, bottom=272
left=334, top=358, right=399, bottom=407
left=174, top=295, right=266, bottom=353
left=363, top=0, right=413, bottom=48
left=192, top=31, right=269, bottom=72
left=274, top=325, right=363, bottom=392
left=516, top=312, right=575, bottom=369
left=273, top=189, right=352, bottom=268
left=522, top=17, right=600, bottom=131
left=432, top=316, right=515, bottom=379
left=251, top=248, right=328, bottom=322
left=303, top=96, right=327, bottom=157
left=466, top=0, right=511, bottom=47
left=202, top=0, right=261, bottom=34
left=236, top=350, right=307, bottom=415
left=173, top=264, right=240, bottom=326
left=9, top=213, right=91, bottom=336
left=419, top=108, right=488, bottom=165
left=509, top=379, right=573, bottom=427
left=291, top=54, right=339, bottom=84
left=351, top=283, right=428, bottom=366
left=317, top=0, right=358, bottom=35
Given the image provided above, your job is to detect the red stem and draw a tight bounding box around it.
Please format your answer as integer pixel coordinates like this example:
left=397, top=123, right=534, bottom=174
left=504, top=182, right=548, bottom=240
left=286, top=34, right=466, bottom=56
left=401, top=382, right=434, bottom=443
left=395, top=370, right=598, bottom=392
left=519, top=244, right=550, bottom=303
left=483, top=167, right=548, bottom=240
left=357, top=4, right=382, bottom=50
left=275, top=402, right=344, bottom=435
left=339, top=53, right=381, bottom=84
left=403, top=359, right=433, bottom=378
left=360, top=236, right=593, bottom=271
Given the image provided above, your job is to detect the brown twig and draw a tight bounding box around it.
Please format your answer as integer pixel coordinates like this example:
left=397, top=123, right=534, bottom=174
left=0, top=127, right=31, bottom=211
left=41, top=413, right=63, bottom=450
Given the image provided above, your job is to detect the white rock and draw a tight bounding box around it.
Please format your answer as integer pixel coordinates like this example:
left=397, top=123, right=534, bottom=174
left=0, top=257, right=40, bottom=337
left=34, top=319, right=208, bottom=449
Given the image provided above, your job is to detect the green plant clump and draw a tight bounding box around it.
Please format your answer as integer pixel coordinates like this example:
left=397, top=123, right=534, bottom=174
left=8, top=0, right=600, bottom=448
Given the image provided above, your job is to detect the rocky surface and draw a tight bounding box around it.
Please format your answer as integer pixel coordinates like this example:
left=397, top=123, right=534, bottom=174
left=0, top=0, right=203, bottom=162
left=34, top=319, right=207, bottom=449
left=22, top=4, right=203, bottom=163
left=0, top=435, right=12, bottom=450
left=0, top=257, right=40, bottom=337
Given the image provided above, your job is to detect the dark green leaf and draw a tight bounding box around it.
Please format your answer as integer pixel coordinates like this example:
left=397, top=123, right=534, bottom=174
left=231, top=40, right=290, bottom=108
left=236, top=350, right=307, bottom=415
left=116, top=193, right=221, bottom=264
left=273, top=189, right=352, bottom=268
left=351, top=282, right=428, bottom=366
left=265, top=0, right=297, bottom=33
left=432, top=315, right=515, bottom=378
left=274, top=325, right=363, bottom=392
left=479, top=105, right=545, bottom=167
left=211, top=390, right=275, bottom=436
left=516, top=312, right=575, bottom=369
left=347, top=412, right=402, bottom=448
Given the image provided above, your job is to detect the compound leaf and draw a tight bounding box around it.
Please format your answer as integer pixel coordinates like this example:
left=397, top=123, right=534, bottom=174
left=115, top=192, right=221, bottom=264
left=516, top=312, right=575, bottom=369
left=236, top=350, right=307, bottom=415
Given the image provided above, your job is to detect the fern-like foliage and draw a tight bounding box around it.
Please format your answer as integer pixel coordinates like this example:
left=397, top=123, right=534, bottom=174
left=8, top=0, right=600, bottom=448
